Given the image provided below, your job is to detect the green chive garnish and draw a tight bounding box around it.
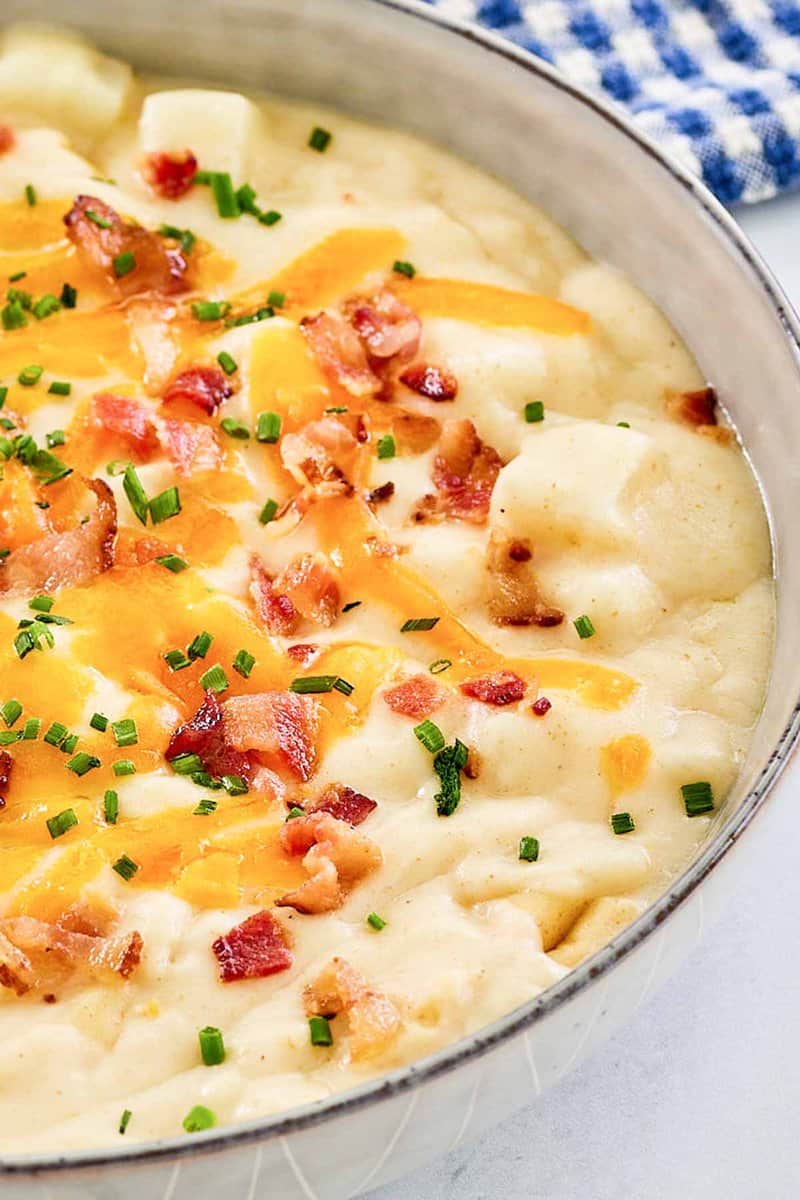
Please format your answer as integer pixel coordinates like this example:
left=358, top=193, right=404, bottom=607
left=617, top=421, right=631, bottom=428
left=286, top=806, right=305, bottom=820
left=220, top=416, right=250, bottom=439
left=119, top=1109, right=132, bottom=1135
left=187, top=631, right=213, bottom=660
left=113, top=251, right=136, bottom=278
left=29, top=595, right=54, bottom=613
left=429, top=658, right=452, bottom=675
left=90, top=712, right=109, bottom=732
left=573, top=615, right=595, bottom=639
left=46, top=429, right=66, bottom=446
left=103, top=790, right=119, bottom=824
left=414, top=719, right=445, bottom=754
left=199, top=664, right=228, bottom=693
left=681, top=781, right=714, bottom=817
left=377, top=434, right=396, bottom=460
left=392, top=260, right=416, bottom=278
left=308, top=126, right=332, bottom=152
left=1, top=698, right=22, bottom=727
left=21, top=717, right=40, bottom=740
left=18, top=364, right=43, bottom=387
left=60, top=282, right=77, bottom=308
left=233, top=649, right=255, bottom=678
left=155, top=553, right=188, bottom=573
left=67, top=752, right=101, bottom=777
left=342, top=600, right=361, bottom=613
left=193, top=796, right=218, bottom=815
left=400, top=617, right=439, bottom=632
left=0, top=730, right=21, bottom=746
left=289, top=675, right=354, bottom=696
left=183, top=1105, right=216, bottom=1133
left=164, top=648, right=192, bottom=671
left=24, top=184, right=36, bottom=207
left=111, top=718, right=138, bottom=748
left=158, top=224, right=195, bottom=255
left=8, top=271, right=25, bottom=283
left=192, top=300, right=231, bottom=322
left=611, top=811, right=635, bottom=835
left=210, top=172, right=240, bottom=218
left=524, top=401, right=544, bottom=423
left=258, top=498, right=279, bottom=525
left=149, top=486, right=181, bottom=525
left=43, top=721, right=68, bottom=747
left=519, top=835, right=539, bottom=862
left=433, top=739, right=469, bottom=817
left=33, top=294, right=60, bottom=320
left=217, top=350, right=237, bottom=375
left=366, top=912, right=387, bottom=931
left=47, top=808, right=78, bottom=839
left=266, top=289, right=286, bottom=308
left=123, top=464, right=149, bottom=525
left=112, top=760, right=136, bottom=777
left=308, top=1015, right=333, bottom=1045
left=259, top=210, right=282, bottom=226
left=85, top=209, right=111, bottom=229
left=221, top=774, right=248, bottom=796
left=256, top=411, right=281, bottom=443
left=60, top=733, right=79, bottom=754
left=171, top=753, right=204, bottom=775
left=198, top=1026, right=226, bottom=1066
left=112, top=853, right=139, bottom=880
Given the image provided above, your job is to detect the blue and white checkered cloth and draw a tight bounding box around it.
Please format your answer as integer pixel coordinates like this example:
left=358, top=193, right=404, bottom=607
left=424, top=0, right=800, bottom=203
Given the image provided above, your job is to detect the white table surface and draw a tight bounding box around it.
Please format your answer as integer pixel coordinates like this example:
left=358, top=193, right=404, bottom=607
left=372, top=197, right=800, bottom=1200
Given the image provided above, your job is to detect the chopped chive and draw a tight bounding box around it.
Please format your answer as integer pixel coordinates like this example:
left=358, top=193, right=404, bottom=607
left=106, top=460, right=128, bottom=477
left=1, top=699, right=22, bottom=728
left=519, top=835, right=540, bottom=862
left=60, top=282, right=77, bottom=308
left=192, top=300, right=231, bottom=322
left=123, top=464, right=149, bottom=525
left=29, top=595, right=54, bottom=613
left=67, top=752, right=101, bottom=776
left=21, top=717, right=40, bottom=740
left=112, top=760, right=136, bottom=777
left=183, top=1105, right=216, bottom=1133
left=289, top=675, right=353, bottom=696
left=171, top=752, right=204, bottom=775
left=199, top=664, right=229, bottom=693
left=392, top=260, right=416, bottom=278
left=119, top=1109, right=132, bottom=1135
left=325, top=405, right=348, bottom=414
left=308, top=126, right=332, bottom=152
left=198, top=1026, right=226, bottom=1066
left=573, top=614, right=596, bottom=639
left=2, top=299, right=27, bottom=329
left=18, top=364, right=43, bottom=387
left=46, top=808, right=78, bottom=839
left=149, top=486, right=181, bottom=525
left=611, top=811, right=636, bottom=835
left=158, top=224, right=195, bottom=255
left=401, top=617, right=440, bottom=632
left=524, top=400, right=545, bottom=423
left=155, top=553, right=188, bottom=573
left=220, top=416, right=250, bottom=439
left=413, top=719, right=445, bottom=754
left=8, top=271, right=26, bottom=283
left=0, top=548, right=10, bottom=559
left=433, top=738, right=469, bottom=817
left=681, top=781, right=714, bottom=817
left=266, top=289, right=286, bottom=309
left=0, top=730, right=21, bottom=746
left=24, top=183, right=36, bottom=207
left=366, top=912, right=387, bottom=931
left=256, top=411, right=281, bottom=443
left=342, top=600, right=362, bottom=613
left=163, top=648, right=192, bottom=671
left=90, top=712, right=109, bottom=731
left=85, top=208, right=111, bottom=229
left=192, top=771, right=224, bottom=790
left=233, top=649, right=255, bottom=678
left=194, top=170, right=213, bottom=185
left=376, top=433, right=396, bottom=460
left=33, top=294, right=60, bottom=320
left=617, top=421, right=631, bottom=428
left=0, top=386, right=6, bottom=407
left=217, top=350, right=238, bottom=375
left=112, top=853, right=139, bottom=880
left=308, top=1015, right=333, bottom=1046
left=259, top=209, right=282, bottom=226
left=43, top=721, right=68, bottom=747
left=210, top=172, right=240, bottom=218
left=113, top=251, right=136, bottom=278
left=60, top=733, right=79, bottom=754
left=429, top=658, right=452, bottom=675
left=46, top=429, right=66, bottom=447
left=286, top=805, right=305, bottom=821
left=193, top=796, right=218, bottom=815
left=235, top=183, right=259, bottom=214
left=187, top=631, right=213, bottom=661
left=258, top=498, right=279, bottom=525
left=224, top=305, right=274, bottom=328
left=221, top=773, right=248, bottom=796
left=111, top=718, right=138, bottom=748
left=103, top=790, right=119, bottom=824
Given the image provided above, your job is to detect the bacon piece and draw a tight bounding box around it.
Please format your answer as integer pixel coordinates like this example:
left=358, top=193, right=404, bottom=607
left=460, top=670, right=527, bottom=707
left=346, top=290, right=421, bottom=362
left=399, top=363, right=458, bottom=401
left=413, top=419, right=501, bottom=525
left=166, top=690, right=254, bottom=782
left=162, top=366, right=233, bottom=415
left=532, top=696, right=552, bottom=716
left=142, top=150, right=198, bottom=200
left=92, top=393, right=159, bottom=460
left=0, top=749, right=11, bottom=809
left=365, top=481, right=395, bottom=509
left=280, top=417, right=359, bottom=495
left=668, top=385, right=717, bottom=427
left=250, top=553, right=340, bottom=636
left=304, top=957, right=401, bottom=1059
left=301, top=311, right=381, bottom=397
left=0, top=125, right=14, bottom=155
left=0, top=917, right=143, bottom=996
left=249, top=557, right=299, bottom=637
left=384, top=673, right=446, bottom=720
left=277, top=812, right=381, bottom=914
left=286, top=643, right=321, bottom=667
left=486, top=535, right=564, bottom=628
left=163, top=418, right=223, bottom=475
left=307, top=783, right=377, bottom=826
left=212, top=910, right=292, bottom=983
left=0, top=478, right=116, bottom=597
left=223, top=691, right=320, bottom=782
left=64, top=195, right=187, bottom=296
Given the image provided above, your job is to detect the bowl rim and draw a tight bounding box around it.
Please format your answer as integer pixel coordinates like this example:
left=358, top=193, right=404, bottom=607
left=5, top=0, right=800, bottom=1176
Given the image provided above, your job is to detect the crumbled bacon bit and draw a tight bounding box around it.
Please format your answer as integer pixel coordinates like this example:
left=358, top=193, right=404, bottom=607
left=460, top=671, right=527, bottom=707
left=384, top=674, right=446, bottom=720
left=308, top=783, right=377, bottom=826
left=92, top=393, right=159, bottom=461
left=222, top=691, right=320, bottom=782
left=486, top=535, right=564, bottom=628
left=413, top=419, right=502, bottom=525
left=532, top=696, right=552, bottom=717
left=301, top=311, right=380, bottom=397
left=142, top=150, right=198, bottom=200
left=163, top=418, right=223, bottom=475
left=0, top=477, right=117, bottom=597
left=162, top=366, right=233, bottom=415
left=166, top=690, right=254, bottom=782
left=346, top=290, right=421, bottom=362
left=365, top=481, right=395, bottom=508
left=250, top=557, right=299, bottom=637
left=212, top=910, right=292, bottom=983
left=277, top=811, right=381, bottom=914
left=64, top=195, right=188, bottom=296
left=287, top=643, right=321, bottom=667
left=0, top=750, right=12, bottom=808
left=668, top=385, right=717, bottom=427
left=304, top=957, right=401, bottom=1059
left=399, top=363, right=458, bottom=401
left=250, top=554, right=340, bottom=636
left=0, top=917, right=143, bottom=996
left=0, top=125, right=15, bottom=155
left=280, top=417, right=359, bottom=495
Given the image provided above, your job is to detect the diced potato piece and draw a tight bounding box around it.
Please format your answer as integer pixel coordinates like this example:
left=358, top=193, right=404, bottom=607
left=550, top=896, right=641, bottom=967
left=0, top=27, right=131, bottom=140
left=138, top=89, right=260, bottom=177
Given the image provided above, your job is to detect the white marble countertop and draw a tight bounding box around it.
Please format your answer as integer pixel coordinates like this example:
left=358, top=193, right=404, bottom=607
left=372, top=197, right=800, bottom=1200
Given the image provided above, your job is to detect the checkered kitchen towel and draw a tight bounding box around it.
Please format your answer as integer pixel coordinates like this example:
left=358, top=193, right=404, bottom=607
left=424, top=0, right=800, bottom=203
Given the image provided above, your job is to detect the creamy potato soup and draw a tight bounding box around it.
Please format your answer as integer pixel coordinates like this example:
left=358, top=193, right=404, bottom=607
left=0, top=26, right=773, bottom=1152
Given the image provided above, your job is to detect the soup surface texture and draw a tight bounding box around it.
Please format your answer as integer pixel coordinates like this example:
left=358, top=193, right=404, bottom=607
left=0, top=27, right=773, bottom=1152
